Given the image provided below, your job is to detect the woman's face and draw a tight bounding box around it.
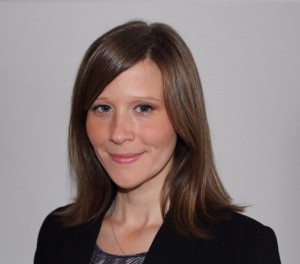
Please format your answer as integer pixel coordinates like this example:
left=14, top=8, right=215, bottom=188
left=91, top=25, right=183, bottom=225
left=86, top=60, right=177, bottom=191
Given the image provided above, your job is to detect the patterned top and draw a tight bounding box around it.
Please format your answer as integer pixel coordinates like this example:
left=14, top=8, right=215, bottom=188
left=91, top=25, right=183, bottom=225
left=89, top=245, right=147, bottom=264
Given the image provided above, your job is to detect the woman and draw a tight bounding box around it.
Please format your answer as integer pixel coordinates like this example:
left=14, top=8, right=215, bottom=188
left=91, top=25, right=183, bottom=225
left=34, top=21, right=281, bottom=264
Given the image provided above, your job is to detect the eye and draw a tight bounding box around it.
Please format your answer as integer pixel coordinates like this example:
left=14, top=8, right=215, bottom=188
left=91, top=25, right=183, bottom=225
left=135, top=104, right=153, bottom=113
left=93, top=104, right=112, bottom=113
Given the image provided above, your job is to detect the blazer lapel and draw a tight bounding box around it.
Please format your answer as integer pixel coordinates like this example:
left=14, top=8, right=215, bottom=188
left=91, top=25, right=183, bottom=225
left=59, top=197, right=116, bottom=263
left=59, top=214, right=104, bottom=264
left=144, top=221, right=199, bottom=264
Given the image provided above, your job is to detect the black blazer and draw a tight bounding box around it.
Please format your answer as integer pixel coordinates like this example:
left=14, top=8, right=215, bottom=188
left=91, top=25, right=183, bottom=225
left=34, top=207, right=281, bottom=264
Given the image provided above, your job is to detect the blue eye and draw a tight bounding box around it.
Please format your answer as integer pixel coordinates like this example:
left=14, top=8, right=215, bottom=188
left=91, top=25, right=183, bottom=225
left=136, top=104, right=153, bottom=113
left=94, top=105, right=112, bottom=113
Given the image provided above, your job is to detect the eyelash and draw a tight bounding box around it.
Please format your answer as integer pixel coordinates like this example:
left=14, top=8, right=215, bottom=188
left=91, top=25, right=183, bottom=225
left=92, top=105, right=112, bottom=113
left=135, top=104, right=153, bottom=113
left=91, top=104, right=154, bottom=115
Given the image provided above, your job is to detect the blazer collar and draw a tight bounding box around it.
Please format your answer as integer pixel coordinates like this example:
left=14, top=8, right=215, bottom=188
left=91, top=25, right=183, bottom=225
left=60, top=209, right=202, bottom=264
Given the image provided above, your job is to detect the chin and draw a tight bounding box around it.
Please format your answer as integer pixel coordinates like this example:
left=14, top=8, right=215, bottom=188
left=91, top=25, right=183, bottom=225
left=114, top=181, right=145, bottom=192
left=110, top=174, right=153, bottom=192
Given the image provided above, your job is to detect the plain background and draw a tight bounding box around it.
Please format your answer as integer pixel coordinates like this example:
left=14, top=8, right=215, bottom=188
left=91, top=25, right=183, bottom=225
left=0, top=1, right=299, bottom=263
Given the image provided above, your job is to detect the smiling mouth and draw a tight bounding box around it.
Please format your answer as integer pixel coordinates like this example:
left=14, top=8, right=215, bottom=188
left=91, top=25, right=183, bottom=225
left=110, top=153, right=144, bottom=164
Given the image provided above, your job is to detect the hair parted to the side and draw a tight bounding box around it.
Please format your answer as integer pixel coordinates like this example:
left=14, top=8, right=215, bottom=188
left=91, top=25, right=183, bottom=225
left=60, top=20, right=243, bottom=237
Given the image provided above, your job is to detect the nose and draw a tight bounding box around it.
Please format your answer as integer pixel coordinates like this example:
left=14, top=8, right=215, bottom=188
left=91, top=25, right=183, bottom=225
left=109, top=112, right=135, bottom=144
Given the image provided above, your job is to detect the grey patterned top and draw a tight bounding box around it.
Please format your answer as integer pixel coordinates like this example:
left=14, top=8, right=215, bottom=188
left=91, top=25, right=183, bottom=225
left=89, top=245, right=147, bottom=264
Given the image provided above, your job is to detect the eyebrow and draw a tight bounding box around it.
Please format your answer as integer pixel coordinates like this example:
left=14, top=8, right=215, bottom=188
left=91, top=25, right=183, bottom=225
left=95, top=96, right=162, bottom=102
left=130, top=96, right=162, bottom=102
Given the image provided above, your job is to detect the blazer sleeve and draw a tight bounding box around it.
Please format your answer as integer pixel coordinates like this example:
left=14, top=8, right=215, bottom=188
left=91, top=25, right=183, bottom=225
left=242, top=225, right=281, bottom=264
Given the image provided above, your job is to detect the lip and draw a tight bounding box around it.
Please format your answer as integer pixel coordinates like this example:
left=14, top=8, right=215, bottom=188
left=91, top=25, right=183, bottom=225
left=110, top=153, right=144, bottom=164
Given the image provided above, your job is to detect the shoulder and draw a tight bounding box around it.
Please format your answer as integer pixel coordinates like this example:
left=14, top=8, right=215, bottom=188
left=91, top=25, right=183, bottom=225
left=34, top=205, right=106, bottom=264
left=34, top=205, right=73, bottom=263
left=37, top=205, right=71, bottom=238
left=211, top=211, right=281, bottom=263
left=217, top=211, right=273, bottom=236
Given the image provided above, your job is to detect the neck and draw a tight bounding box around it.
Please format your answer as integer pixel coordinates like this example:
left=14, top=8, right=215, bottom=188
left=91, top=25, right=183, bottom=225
left=110, top=182, right=164, bottom=228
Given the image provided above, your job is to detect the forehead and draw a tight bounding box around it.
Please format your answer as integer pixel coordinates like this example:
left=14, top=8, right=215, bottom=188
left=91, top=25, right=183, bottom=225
left=98, top=59, right=164, bottom=99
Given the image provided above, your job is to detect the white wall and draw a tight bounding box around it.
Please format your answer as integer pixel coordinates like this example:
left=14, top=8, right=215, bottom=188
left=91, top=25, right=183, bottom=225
left=0, top=2, right=299, bottom=263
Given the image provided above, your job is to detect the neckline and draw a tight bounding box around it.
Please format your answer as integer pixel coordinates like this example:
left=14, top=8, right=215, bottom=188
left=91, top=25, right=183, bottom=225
left=95, top=244, right=147, bottom=258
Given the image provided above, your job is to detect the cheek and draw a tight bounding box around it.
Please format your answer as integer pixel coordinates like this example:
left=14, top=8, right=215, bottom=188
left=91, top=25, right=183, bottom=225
left=161, top=127, right=177, bottom=151
left=141, top=121, right=177, bottom=149
left=86, top=118, right=95, bottom=143
left=86, top=117, right=105, bottom=146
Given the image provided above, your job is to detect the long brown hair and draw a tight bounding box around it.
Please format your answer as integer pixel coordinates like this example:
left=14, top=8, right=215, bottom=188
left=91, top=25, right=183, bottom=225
left=61, top=20, right=243, bottom=237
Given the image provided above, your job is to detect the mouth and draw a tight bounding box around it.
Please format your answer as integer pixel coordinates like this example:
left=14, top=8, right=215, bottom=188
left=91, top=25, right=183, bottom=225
left=110, top=152, right=144, bottom=164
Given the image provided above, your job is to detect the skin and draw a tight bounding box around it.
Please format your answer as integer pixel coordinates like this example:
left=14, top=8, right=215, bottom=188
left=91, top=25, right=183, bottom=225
left=86, top=59, right=177, bottom=255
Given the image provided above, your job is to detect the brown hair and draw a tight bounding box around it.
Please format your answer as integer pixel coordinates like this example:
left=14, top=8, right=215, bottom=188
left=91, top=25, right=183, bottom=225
left=61, top=20, right=243, bottom=237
